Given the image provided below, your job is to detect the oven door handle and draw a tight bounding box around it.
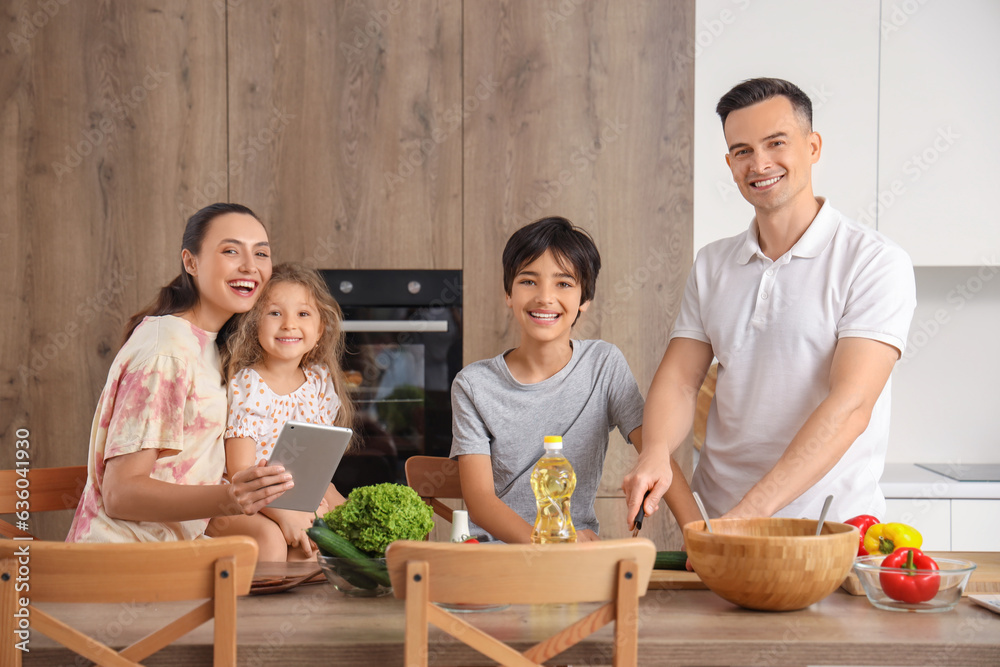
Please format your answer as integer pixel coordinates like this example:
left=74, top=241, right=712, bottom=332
left=341, top=320, right=449, bottom=333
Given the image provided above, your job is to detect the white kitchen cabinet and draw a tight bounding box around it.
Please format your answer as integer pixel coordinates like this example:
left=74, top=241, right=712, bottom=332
left=884, top=498, right=951, bottom=551
left=693, top=0, right=880, bottom=252
left=876, top=0, right=1000, bottom=266
left=951, top=499, right=1000, bottom=551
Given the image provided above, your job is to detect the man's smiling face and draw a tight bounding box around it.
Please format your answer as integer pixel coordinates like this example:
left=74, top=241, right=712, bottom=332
left=723, top=95, right=821, bottom=214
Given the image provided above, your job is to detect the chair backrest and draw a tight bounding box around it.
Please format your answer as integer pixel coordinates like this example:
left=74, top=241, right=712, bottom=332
left=693, top=363, right=718, bottom=452
left=404, top=456, right=463, bottom=523
left=0, top=465, right=88, bottom=538
left=0, top=536, right=257, bottom=666
left=386, top=538, right=656, bottom=666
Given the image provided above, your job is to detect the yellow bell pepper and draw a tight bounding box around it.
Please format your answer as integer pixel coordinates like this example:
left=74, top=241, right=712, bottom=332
left=863, top=522, right=923, bottom=555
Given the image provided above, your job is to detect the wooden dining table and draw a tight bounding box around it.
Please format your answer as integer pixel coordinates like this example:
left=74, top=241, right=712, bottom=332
left=22, top=561, right=1000, bottom=666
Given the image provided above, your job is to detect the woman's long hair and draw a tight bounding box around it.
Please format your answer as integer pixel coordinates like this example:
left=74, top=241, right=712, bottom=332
left=223, top=263, right=357, bottom=439
left=121, top=203, right=264, bottom=346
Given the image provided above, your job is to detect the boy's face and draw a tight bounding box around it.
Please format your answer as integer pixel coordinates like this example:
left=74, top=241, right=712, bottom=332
left=505, top=249, right=589, bottom=346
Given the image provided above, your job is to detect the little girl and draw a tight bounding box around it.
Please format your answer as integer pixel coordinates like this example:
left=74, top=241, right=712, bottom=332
left=207, top=263, right=356, bottom=561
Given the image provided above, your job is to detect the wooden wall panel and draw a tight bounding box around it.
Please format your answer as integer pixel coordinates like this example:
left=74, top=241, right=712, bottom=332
left=463, top=0, right=694, bottom=547
left=0, top=0, right=227, bottom=539
left=226, top=0, right=462, bottom=269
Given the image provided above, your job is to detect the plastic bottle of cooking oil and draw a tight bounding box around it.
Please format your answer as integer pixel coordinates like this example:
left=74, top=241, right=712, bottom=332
left=530, top=436, right=577, bottom=544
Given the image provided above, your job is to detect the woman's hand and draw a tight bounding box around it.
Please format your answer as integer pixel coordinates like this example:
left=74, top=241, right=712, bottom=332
left=228, top=461, right=293, bottom=515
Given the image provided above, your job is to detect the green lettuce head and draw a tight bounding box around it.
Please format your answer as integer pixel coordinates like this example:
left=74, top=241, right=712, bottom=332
left=324, top=483, right=435, bottom=557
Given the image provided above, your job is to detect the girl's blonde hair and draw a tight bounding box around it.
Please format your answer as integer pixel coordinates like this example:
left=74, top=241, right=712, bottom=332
left=224, top=263, right=356, bottom=435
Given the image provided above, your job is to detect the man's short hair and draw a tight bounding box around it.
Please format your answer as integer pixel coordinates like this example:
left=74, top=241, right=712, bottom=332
left=716, top=77, right=813, bottom=131
left=502, top=217, right=601, bottom=304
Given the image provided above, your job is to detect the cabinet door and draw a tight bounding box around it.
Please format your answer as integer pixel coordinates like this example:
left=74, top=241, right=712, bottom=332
left=877, top=0, right=1000, bottom=266
left=884, top=498, right=951, bottom=551
left=693, top=0, right=880, bottom=252
left=227, top=0, right=462, bottom=269
left=951, top=499, right=1000, bottom=551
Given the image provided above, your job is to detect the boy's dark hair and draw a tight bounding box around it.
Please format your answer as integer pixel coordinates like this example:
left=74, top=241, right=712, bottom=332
left=716, top=77, right=813, bottom=131
left=502, top=217, right=601, bottom=304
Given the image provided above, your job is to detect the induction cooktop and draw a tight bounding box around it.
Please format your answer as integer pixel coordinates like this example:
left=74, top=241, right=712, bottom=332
left=916, top=463, right=1000, bottom=482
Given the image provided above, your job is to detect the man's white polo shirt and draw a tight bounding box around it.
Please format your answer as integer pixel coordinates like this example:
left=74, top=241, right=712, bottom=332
left=671, top=199, right=916, bottom=521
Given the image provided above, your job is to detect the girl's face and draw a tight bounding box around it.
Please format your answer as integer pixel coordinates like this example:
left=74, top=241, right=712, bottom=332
left=182, top=213, right=272, bottom=328
left=257, top=282, right=323, bottom=365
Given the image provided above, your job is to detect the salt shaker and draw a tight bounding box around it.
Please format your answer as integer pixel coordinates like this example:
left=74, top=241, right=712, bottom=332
left=450, top=510, right=471, bottom=542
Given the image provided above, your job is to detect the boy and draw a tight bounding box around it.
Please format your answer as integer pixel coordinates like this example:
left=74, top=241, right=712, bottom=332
left=451, top=217, right=696, bottom=543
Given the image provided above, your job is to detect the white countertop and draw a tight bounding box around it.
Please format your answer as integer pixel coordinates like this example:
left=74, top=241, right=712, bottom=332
left=880, top=463, right=1000, bottom=500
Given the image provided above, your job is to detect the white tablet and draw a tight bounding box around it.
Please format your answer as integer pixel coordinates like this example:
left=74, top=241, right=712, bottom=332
left=265, top=421, right=353, bottom=512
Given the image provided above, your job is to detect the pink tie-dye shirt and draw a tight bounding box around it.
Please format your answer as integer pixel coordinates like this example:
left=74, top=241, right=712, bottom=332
left=67, top=315, right=227, bottom=542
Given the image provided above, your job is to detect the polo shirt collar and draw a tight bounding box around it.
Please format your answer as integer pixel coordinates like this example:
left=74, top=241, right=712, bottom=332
left=735, top=197, right=838, bottom=265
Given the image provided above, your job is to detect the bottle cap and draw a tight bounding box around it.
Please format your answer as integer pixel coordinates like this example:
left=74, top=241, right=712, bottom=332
left=543, top=435, right=563, bottom=450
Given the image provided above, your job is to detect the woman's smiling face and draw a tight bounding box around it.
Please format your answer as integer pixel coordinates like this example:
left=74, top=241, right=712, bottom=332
left=182, top=212, right=272, bottom=329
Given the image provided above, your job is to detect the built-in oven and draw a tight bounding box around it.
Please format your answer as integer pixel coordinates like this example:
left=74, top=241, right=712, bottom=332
left=320, top=270, right=462, bottom=495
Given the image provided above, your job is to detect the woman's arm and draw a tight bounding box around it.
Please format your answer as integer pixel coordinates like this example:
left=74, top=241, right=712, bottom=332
left=103, top=449, right=293, bottom=522
left=458, top=454, right=534, bottom=544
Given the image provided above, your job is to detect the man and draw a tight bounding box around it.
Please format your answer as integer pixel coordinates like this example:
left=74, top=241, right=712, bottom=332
left=624, top=78, right=916, bottom=526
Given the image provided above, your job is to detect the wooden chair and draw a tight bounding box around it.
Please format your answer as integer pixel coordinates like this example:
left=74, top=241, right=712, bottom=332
left=0, top=536, right=257, bottom=666
left=405, top=456, right=463, bottom=523
left=386, top=538, right=656, bottom=667
left=692, top=363, right=718, bottom=452
left=0, top=465, right=88, bottom=539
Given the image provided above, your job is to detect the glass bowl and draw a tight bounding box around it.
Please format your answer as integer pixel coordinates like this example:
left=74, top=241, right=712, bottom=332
left=316, top=553, right=393, bottom=598
left=852, top=555, right=976, bottom=612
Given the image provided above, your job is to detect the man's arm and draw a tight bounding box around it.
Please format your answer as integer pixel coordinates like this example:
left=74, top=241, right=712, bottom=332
left=724, top=337, right=899, bottom=518
left=627, top=426, right=701, bottom=531
left=622, top=337, right=714, bottom=524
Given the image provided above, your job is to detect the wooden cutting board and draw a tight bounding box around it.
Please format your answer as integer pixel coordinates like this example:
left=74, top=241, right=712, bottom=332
left=841, top=551, right=1000, bottom=596
left=648, top=569, right=707, bottom=590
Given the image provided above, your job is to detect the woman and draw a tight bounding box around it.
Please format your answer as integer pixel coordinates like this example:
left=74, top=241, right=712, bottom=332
left=68, top=203, right=293, bottom=542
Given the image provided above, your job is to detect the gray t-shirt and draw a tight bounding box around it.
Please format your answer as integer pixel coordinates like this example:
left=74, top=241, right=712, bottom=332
left=449, top=339, right=644, bottom=537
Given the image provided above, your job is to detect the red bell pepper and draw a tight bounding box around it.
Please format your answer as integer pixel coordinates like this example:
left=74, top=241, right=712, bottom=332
left=879, top=548, right=940, bottom=604
left=844, top=515, right=880, bottom=557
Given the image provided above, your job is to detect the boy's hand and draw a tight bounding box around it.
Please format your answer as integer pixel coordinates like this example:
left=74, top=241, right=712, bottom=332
left=622, top=453, right=673, bottom=530
left=577, top=529, right=600, bottom=542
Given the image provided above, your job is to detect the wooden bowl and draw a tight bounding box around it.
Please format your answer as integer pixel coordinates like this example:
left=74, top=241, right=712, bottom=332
left=683, top=518, right=858, bottom=611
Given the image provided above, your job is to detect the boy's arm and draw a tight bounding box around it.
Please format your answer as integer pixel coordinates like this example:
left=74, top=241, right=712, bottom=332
left=458, top=454, right=534, bottom=544
left=627, top=426, right=701, bottom=531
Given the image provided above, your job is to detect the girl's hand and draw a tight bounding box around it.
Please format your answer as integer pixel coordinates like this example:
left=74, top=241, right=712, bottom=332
left=265, top=508, right=317, bottom=556
left=228, top=461, right=293, bottom=515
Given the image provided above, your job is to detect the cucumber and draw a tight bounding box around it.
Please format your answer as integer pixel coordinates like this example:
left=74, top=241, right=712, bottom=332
left=307, top=524, right=391, bottom=588
left=654, top=551, right=689, bottom=570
